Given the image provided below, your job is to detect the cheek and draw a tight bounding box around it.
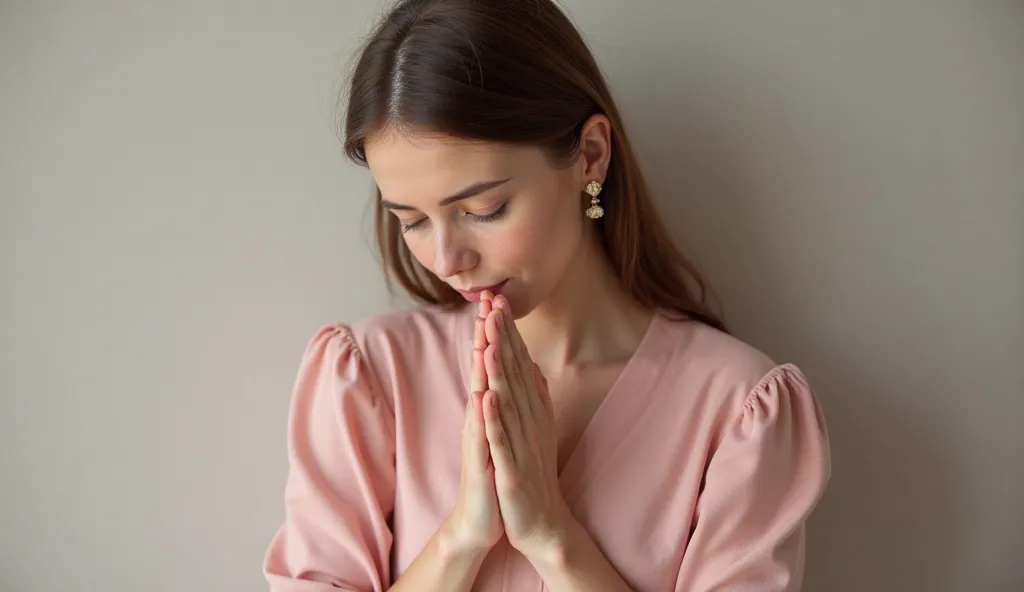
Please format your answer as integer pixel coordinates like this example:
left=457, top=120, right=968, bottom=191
left=404, top=235, right=435, bottom=270
left=498, top=221, right=548, bottom=262
left=496, top=200, right=578, bottom=271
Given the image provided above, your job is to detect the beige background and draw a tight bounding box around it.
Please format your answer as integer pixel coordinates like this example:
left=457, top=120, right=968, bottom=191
left=2, top=0, right=1022, bottom=590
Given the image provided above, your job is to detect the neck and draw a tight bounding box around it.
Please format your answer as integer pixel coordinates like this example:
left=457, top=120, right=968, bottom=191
left=515, top=233, right=653, bottom=375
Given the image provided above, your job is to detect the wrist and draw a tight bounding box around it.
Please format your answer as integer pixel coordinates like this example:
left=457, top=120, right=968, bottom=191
left=521, top=513, right=581, bottom=570
left=439, top=515, right=495, bottom=562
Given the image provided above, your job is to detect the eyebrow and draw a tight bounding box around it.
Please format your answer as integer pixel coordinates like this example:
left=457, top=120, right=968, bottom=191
left=379, top=177, right=513, bottom=211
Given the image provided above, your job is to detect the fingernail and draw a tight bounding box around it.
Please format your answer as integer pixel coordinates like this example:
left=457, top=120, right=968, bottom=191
left=490, top=393, right=497, bottom=408
left=492, top=346, right=500, bottom=362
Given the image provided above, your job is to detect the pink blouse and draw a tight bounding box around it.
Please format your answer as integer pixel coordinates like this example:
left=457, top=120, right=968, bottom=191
left=263, top=305, right=830, bottom=591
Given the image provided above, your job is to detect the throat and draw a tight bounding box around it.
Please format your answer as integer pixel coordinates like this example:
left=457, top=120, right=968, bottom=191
left=547, top=359, right=631, bottom=473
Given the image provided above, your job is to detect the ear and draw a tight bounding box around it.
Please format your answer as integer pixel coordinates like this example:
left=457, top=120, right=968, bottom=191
left=577, top=114, right=612, bottom=185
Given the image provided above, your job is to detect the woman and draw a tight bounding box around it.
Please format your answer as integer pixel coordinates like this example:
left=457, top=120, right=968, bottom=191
left=264, top=0, right=830, bottom=590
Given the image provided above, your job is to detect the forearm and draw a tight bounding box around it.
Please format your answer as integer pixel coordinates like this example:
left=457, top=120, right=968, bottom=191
left=525, top=518, right=634, bottom=592
left=387, top=518, right=489, bottom=592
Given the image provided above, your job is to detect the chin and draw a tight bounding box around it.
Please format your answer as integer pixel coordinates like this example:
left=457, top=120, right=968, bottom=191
left=501, top=291, right=538, bottom=320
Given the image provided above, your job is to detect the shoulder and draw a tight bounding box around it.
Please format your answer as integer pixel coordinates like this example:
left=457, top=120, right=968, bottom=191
left=344, top=303, right=471, bottom=362
left=306, top=303, right=469, bottom=351
left=663, top=317, right=777, bottom=384
left=298, top=304, right=472, bottom=404
left=658, top=316, right=813, bottom=413
left=307, top=304, right=471, bottom=382
left=658, top=315, right=827, bottom=451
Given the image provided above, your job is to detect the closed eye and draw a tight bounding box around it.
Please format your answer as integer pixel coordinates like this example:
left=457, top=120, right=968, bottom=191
left=399, top=218, right=427, bottom=233
left=465, top=201, right=509, bottom=223
left=398, top=201, right=509, bottom=234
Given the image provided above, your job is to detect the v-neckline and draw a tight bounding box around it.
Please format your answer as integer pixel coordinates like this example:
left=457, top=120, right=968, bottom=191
left=554, top=310, right=676, bottom=504
left=454, top=306, right=679, bottom=504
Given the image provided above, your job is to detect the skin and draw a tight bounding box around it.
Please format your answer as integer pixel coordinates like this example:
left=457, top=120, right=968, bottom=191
left=365, top=115, right=652, bottom=371
left=366, top=115, right=651, bottom=591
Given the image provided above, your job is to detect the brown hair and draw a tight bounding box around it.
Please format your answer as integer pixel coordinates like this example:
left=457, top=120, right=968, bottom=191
left=342, top=0, right=727, bottom=332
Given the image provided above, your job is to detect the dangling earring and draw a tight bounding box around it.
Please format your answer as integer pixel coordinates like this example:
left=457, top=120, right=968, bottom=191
left=585, top=180, right=604, bottom=219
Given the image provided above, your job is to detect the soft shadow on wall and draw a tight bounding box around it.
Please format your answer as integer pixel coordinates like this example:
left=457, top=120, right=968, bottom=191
left=626, top=75, right=965, bottom=591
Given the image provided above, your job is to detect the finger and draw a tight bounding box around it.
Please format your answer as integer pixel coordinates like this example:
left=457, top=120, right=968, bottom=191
left=480, top=297, right=493, bottom=323
left=482, top=389, right=517, bottom=485
left=474, top=315, right=485, bottom=350
left=461, top=389, right=473, bottom=480
left=485, top=310, right=532, bottom=441
left=492, top=295, right=532, bottom=367
left=475, top=297, right=492, bottom=350
left=487, top=304, right=541, bottom=427
left=483, top=339, right=527, bottom=464
left=471, top=338, right=487, bottom=394
left=491, top=297, right=535, bottom=393
left=469, top=391, right=492, bottom=473
left=471, top=299, right=493, bottom=392
left=484, top=309, right=529, bottom=398
left=479, top=293, right=494, bottom=341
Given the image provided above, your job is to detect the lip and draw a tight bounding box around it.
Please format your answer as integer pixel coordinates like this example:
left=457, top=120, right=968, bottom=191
left=457, top=279, right=509, bottom=302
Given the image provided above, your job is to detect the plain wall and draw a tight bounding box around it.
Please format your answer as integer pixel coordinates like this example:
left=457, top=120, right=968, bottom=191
left=2, top=1, right=1021, bottom=590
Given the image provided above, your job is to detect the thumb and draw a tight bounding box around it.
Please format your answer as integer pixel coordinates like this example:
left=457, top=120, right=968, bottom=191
left=469, top=391, right=492, bottom=473
left=460, top=392, right=474, bottom=477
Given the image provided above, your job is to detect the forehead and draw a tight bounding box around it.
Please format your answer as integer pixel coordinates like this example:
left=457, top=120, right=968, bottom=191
left=364, top=129, right=543, bottom=204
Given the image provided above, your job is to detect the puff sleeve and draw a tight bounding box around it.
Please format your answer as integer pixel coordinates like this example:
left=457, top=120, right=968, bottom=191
left=675, top=364, right=831, bottom=591
left=263, top=325, right=397, bottom=592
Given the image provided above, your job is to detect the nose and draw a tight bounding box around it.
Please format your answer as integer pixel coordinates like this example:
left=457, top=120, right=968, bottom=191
left=432, top=227, right=479, bottom=279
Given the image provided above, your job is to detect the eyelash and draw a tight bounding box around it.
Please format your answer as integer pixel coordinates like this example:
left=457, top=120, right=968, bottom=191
left=400, top=202, right=509, bottom=233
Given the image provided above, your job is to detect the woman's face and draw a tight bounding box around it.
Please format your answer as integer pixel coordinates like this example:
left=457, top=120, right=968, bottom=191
left=364, top=121, right=608, bottom=317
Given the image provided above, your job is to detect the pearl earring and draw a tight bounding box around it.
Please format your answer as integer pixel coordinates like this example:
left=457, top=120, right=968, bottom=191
left=585, top=180, right=604, bottom=219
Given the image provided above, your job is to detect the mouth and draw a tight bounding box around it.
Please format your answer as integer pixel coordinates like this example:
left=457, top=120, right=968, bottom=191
left=457, top=279, right=509, bottom=302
